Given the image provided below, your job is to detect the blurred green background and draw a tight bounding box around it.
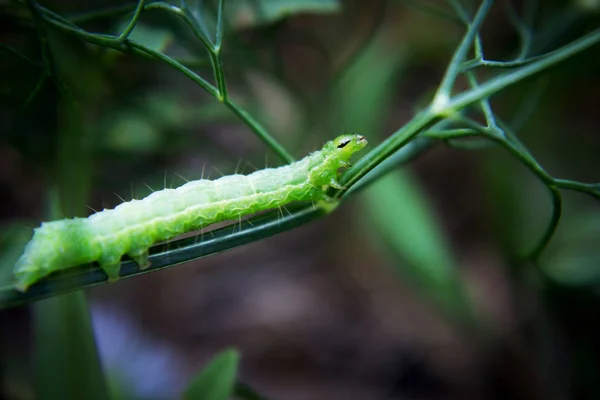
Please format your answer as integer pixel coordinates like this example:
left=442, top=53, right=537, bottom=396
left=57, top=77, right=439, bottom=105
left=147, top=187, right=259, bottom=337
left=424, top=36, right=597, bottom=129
left=1, top=0, right=599, bottom=399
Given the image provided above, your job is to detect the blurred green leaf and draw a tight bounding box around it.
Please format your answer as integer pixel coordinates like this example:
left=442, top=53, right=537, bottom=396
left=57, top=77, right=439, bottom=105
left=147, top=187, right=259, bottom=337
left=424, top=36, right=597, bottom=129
left=228, top=0, right=341, bottom=28
left=0, top=223, right=33, bottom=291
left=34, top=292, right=109, bottom=400
left=361, top=170, right=473, bottom=320
left=333, top=33, right=407, bottom=134
left=183, top=348, right=240, bottom=400
left=101, top=95, right=233, bottom=154
left=105, top=111, right=163, bottom=153
left=542, top=212, right=600, bottom=287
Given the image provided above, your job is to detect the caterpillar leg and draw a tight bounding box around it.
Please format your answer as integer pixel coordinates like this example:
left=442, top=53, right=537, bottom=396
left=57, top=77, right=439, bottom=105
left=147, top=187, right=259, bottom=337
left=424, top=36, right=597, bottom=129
left=328, top=178, right=346, bottom=190
left=129, top=251, right=150, bottom=270
left=99, top=256, right=122, bottom=282
left=316, top=197, right=340, bottom=214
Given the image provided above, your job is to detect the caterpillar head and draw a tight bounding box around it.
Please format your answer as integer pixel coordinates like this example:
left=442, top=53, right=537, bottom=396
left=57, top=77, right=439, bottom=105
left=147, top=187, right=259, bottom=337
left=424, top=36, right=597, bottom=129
left=329, top=134, right=369, bottom=162
left=308, top=134, right=368, bottom=188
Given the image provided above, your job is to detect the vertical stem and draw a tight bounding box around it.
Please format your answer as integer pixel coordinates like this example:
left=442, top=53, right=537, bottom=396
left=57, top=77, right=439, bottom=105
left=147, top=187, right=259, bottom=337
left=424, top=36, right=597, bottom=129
left=211, top=52, right=228, bottom=101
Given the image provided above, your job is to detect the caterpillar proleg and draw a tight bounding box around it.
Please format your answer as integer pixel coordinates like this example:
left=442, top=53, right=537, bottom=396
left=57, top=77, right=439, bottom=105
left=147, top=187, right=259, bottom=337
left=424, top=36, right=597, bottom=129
left=14, top=135, right=368, bottom=291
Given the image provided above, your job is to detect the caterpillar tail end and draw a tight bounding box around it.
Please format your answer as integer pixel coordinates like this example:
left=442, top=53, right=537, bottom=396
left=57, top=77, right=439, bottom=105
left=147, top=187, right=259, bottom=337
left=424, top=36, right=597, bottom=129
left=13, top=265, right=43, bottom=293
left=14, top=280, right=30, bottom=293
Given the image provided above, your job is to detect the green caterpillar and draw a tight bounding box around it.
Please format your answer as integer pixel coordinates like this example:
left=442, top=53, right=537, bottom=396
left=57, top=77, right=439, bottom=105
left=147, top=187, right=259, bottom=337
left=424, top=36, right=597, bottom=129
left=14, top=134, right=368, bottom=291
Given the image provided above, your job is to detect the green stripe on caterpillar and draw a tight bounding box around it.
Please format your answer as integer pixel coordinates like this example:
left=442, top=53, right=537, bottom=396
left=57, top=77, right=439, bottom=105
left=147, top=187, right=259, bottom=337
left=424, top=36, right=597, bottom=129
left=14, top=134, right=368, bottom=291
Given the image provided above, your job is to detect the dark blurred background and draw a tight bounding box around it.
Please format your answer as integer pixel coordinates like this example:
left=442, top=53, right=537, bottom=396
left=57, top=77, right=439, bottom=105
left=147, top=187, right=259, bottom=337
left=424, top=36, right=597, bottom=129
left=1, top=0, right=599, bottom=399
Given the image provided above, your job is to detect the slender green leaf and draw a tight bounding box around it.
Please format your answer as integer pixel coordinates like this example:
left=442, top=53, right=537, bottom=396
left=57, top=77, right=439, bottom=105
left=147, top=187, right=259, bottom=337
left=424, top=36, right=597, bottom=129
left=361, top=170, right=473, bottom=320
left=34, top=292, right=109, bottom=400
left=333, top=31, right=407, bottom=134
left=183, top=348, right=240, bottom=400
left=0, top=224, right=33, bottom=288
left=542, top=212, right=600, bottom=287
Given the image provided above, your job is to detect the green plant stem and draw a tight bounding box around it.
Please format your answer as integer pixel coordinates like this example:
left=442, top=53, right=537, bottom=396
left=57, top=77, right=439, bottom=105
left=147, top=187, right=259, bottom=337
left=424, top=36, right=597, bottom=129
left=210, top=0, right=228, bottom=101
left=460, top=56, right=542, bottom=71
left=503, top=0, right=534, bottom=60
left=554, top=179, right=600, bottom=200
left=338, top=106, right=440, bottom=197
left=117, top=0, right=144, bottom=42
left=466, top=72, right=498, bottom=129
left=224, top=99, right=295, bottom=162
left=342, top=137, right=435, bottom=198
left=215, top=0, right=225, bottom=50
left=422, top=128, right=477, bottom=139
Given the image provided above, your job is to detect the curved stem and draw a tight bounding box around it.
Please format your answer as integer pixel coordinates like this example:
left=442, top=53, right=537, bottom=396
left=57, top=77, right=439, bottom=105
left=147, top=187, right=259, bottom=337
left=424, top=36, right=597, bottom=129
left=527, top=185, right=562, bottom=261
